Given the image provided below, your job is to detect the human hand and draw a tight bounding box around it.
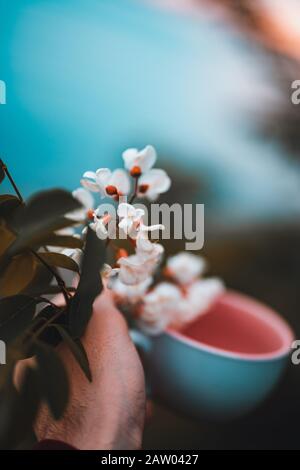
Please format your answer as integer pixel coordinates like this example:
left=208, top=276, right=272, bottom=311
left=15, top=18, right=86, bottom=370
left=15, top=289, right=146, bottom=450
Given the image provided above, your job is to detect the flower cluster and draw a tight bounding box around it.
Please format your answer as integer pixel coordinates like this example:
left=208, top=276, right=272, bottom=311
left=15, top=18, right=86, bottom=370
left=67, top=145, right=224, bottom=335
left=136, top=253, right=224, bottom=335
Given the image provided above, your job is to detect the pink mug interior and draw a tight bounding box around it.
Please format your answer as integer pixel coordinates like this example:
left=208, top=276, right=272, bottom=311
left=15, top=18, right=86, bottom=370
left=168, top=291, right=294, bottom=360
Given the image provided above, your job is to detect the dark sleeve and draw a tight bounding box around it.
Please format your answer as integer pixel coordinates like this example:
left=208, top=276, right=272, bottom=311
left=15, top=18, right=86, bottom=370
left=33, top=439, right=77, bottom=450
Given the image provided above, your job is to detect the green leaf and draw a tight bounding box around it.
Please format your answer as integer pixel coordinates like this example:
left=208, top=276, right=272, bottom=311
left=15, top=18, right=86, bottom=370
left=0, top=366, right=41, bottom=449
left=42, top=234, right=83, bottom=249
left=6, top=188, right=81, bottom=255
left=50, top=324, right=92, bottom=382
left=69, top=228, right=105, bottom=338
left=6, top=218, right=79, bottom=257
left=0, top=195, right=17, bottom=203
left=12, top=188, right=81, bottom=232
left=0, top=195, right=22, bottom=223
left=22, top=264, right=54, bottom=297
left=35, top=305, right=65, bottom=348
left=0, top=252, right=37, bottom=297
left=35, top=341, right=69, bottom=420
left=0, top=295, right=38, bottom=343
left=0, top=224, right=15, bottom=258
left=26, top=284, right=76, bottom=297
left=37, top=252, right=80, bottom=273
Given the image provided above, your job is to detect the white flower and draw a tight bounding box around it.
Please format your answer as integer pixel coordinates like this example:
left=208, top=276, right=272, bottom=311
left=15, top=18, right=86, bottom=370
left=117, top=203, right=145, bottom=235
left=122, top=145, right=156, bottom=174
left=102, top=263, right=120, bottom=288
left=166, top=252, right=206, bottom=285
left=128, top=220, right=165, bottom=240
left=67, top=188, right=94, bottom=221
left=111, top=277, right=152, bottom=304
left=81, top=168, right=130, bottom=198
left=89, top=215, right=109, bottom=239
left=186, top=278, right=225, bottom=317
left=169, top=277, right=225, bottom=328
left=118, top=254, right=156, bottom=285
left=137, top=282, right=182, bottom=335
left=136, top=234, right=164, bottom=263
left=138, top=169, right=171, bottom=200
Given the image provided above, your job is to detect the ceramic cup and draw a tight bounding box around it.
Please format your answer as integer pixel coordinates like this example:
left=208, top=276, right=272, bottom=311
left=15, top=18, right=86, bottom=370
left=131, top=291, right=294, bottom=420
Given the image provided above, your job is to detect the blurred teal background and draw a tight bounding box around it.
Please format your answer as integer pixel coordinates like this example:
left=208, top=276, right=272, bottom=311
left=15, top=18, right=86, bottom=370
left=1, top=0, right=300, bottom=223
left=1, top=0, right=300, bottom=450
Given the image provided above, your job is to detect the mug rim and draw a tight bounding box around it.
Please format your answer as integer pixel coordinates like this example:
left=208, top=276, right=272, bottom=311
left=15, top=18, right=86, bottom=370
left=166, top=290, right=295, bottom=362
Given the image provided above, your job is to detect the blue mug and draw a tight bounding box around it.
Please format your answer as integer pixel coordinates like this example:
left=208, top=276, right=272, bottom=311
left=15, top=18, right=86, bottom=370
left=131, top=291, right=294, bottom=420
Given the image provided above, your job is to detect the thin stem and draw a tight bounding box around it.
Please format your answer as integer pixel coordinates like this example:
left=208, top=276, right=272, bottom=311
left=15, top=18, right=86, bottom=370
left=0, top=159, right=24, bottom=202
left=129, top=177, right=139, bottom=204
left=28, top=306, right=67, bottom=344
left=31, top=250, right=70, bottom=304
left=7, top=219, right=71, bottom=303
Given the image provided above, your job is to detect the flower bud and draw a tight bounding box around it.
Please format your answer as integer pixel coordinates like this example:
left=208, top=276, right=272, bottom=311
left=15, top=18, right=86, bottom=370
left=130, top=166, right=142, bottom=178
left=106, top=185, right=118, bottom=196
left=116, top=248, right=128, bottom=262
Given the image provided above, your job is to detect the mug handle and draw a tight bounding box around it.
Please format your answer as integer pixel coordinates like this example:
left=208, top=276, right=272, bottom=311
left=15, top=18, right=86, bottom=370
left=130, top=329, right=152, bottom=396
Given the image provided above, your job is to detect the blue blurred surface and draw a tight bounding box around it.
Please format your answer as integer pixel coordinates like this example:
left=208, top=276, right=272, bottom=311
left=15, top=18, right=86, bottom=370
left=1, top=0, right=300, bottom=222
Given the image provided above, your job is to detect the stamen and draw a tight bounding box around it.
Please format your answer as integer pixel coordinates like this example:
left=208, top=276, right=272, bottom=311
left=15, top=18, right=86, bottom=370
left=87, top=209, right=95, bottom=221
left=138, top=184, right=149, bottom=194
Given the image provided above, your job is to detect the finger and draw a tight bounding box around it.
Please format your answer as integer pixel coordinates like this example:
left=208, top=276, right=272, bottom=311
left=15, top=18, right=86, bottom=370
left=13, top=357, right=36, bottom=391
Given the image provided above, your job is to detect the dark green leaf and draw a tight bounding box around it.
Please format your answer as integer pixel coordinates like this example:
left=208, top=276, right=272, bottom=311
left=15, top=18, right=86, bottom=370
left=22, top=264, right=54, bottom=297
left=0, top=195, right=17, bottom=203
left=12, top=189, right=81, bottom=232
left=0, top=195, right=22, bottom=223
left=6, top=188, right=81, bottom=255
left=6, top=217, right=78, bottom=257
left=37, top=251, right=79, bottom=273
left=0, top=295, right=38, bottom=343
left=0, top=252, right=37, bottom=297
left=0, top=366, right=41, bottom=449
left=51, top=324, right=92, bottom=381
left=69, top=228, right=105, bottom=338
left=35, top=341, right=69, bottom=420
left=35, top=305, right=65, bottom=348
left=35, top=304, right=60, bottom=322
left=42, top=234, right=83, bottom=249
left=26, top=284, right=76, bottom=297
left=0, top=224, right=15, bottom=258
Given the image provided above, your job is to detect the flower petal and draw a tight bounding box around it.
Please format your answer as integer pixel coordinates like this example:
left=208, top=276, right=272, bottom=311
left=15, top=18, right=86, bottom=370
left=122, top=148, right=138, bottom=170
left=110, top=169, right=131, bottom=195
left=80, top=179, right=100, bottom=193
left=117, top=202, right=136, bottom=218
left=138, top=145, right=157, bottom=172
left=83, top=171, right=96, bottom=180
left=118, top=217, right=133, bottom=234
left=139, top=169, right=171, bottom=199
left=72, top=188, right=94, bottom=210
left=139, top=223, right=165, bottom=232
